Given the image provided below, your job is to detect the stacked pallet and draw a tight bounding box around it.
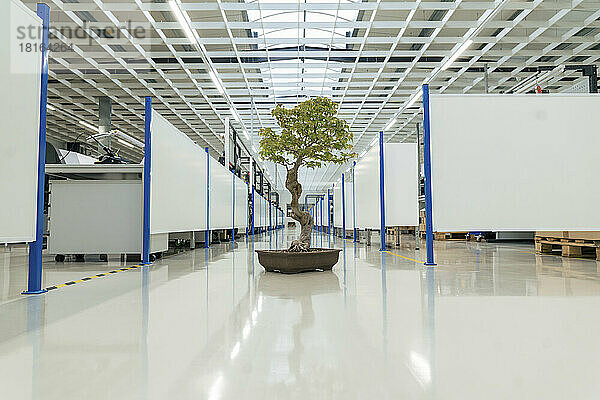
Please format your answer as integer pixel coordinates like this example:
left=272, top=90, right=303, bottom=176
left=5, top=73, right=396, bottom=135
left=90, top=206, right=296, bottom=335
left=419, top=210, right=468, bottom=240
left=535, top=231, right=600, bottom=260
left=383, top=226, right=416, bottom=247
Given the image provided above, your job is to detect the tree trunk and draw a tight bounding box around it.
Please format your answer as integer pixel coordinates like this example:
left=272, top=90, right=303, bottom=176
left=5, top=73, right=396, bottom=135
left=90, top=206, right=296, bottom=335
left=286, top=163, right=313, bottom=252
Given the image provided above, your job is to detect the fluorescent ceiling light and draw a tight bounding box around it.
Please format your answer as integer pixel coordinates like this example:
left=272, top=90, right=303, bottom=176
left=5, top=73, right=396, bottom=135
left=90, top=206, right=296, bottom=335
left=406, top=92, right=423, bottom=109
left=384, top=119, right=396, bottom=132
left=47, top=104, right=56, bottom=111
left=243, top=129, right=249, bottom=140
left=441, top=39, right=473, bottom=71
left=117, top=138, right=134, bottom=148
left=209, top=70, right=224, bottom=94
left=369, top=137, right=378, bottom=147
left=230, top=108, right=240, bottom=122
left=114, top=130, right=144, bottom=148
left=252, top=145, right=257, bottom=153
left=79, top=120, right=99, bottom=133
left=169, top=0, right=197, bottom=44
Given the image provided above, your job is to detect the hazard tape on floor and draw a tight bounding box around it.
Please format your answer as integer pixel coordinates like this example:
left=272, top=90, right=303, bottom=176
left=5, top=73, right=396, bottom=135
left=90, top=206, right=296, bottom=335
left=45, top=265, right=145, bottom=291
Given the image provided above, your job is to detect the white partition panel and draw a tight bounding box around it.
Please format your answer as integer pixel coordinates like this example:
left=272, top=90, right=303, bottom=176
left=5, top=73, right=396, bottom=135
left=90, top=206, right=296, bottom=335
left=346, top=183, right=354, bottom=229
left=333, top=182, right=354, bottom=228
left=209, top=158, right=233, bottom=230
left=0, top=1, right=42, bottom=243
left=333, top=185, right=342, bottom=228
left=430, top=94, right=600, bottom=231
left=254, top=195, right=261, bottom=227
left=234, top=176, right=248, bottom=229
left=265, top=198, right=270, bottom=227
left=318, top=200, right=323, bottom=226
left=255, top=195, right=259, bottom=228
left=263, top=197, right=268, bottom=227
left=150, top=111, right=207, bottom=233
left=354, top=143, right=419, bottom=229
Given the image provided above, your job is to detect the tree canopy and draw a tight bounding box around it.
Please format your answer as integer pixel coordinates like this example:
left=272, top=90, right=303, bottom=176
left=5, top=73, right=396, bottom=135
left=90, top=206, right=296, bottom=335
left=258, top=97, right=355, bottom=169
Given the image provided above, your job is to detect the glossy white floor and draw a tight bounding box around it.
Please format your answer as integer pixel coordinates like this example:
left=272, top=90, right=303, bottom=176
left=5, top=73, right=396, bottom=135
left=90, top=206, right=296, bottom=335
left=1, top=229, right=600, bottom=399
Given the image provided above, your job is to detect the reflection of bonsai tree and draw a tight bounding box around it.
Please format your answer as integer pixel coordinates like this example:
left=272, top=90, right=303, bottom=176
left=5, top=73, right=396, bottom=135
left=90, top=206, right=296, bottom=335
left=259, top=97, right=354, bottom=252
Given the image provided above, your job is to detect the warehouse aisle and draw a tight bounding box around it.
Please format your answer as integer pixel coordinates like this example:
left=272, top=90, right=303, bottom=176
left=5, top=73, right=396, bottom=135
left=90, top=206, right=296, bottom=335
left=1, top=230, right=600, bottom=399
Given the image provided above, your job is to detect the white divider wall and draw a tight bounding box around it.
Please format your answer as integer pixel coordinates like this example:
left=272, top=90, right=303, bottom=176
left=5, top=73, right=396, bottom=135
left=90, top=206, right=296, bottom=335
left=430, top=94, right=600, bottom=231
left=234, top=176, right=248, bottom=229
left=345, top=183, right=354, bottom=229
left=150, top=111, right=207, bottom=233
left=318, top=199, right=323, bottom=226
left=264, top=197, right=269, bottom=227
left=256, top=196, right=261, bottom=227
left=333, top=185, right=342, bottom=228
left=333, top=182, right=354, bottom=228
left=255, top=195, right=262, bottom=228
left=209, top=157, right=233, bottom=230
left=354, top=143, right=419, bottom=229
left=0, top=1, right=42, bottom=243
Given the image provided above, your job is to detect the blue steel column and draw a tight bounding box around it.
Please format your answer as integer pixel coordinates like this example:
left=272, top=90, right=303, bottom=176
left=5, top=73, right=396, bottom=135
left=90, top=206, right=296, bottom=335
left=141, top=97, right=152, bottom=265
left=422, top=84, right=436, bottom=266
left=251, top=187, right=255, bottom=240
left=341, top=174, right=346, bottom=239
left=332, top=184, right=336, bottom=236
left=24, top=3, right=50, bottom=295
left=327, top=189, right=331, bottom=234
left=205, top=147, right=210, bottom=248
left=352, top=161, right=357, bottom=243
left=231, top=171, right=235, bottom=242
left=320, top=196, right=323, bottom=234
left=379, top=130, right=386, bottom=251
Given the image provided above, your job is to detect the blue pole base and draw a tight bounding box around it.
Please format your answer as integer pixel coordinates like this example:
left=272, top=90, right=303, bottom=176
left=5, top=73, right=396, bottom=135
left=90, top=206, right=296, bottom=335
left=424, top=262, right=437, bottom=267
left=22, top=289, right=48, bottom=295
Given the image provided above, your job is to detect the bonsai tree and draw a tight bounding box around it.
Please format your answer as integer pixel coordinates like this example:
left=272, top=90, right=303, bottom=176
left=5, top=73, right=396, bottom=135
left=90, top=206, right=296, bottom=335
left=258, top=97, right=354, bottom=252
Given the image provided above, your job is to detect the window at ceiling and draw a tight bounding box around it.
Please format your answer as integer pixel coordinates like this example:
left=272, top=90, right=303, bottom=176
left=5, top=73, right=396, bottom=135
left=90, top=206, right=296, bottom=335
left=246, top=0, right=359, bottom=49
left=245, top=0, right=359, bottom=101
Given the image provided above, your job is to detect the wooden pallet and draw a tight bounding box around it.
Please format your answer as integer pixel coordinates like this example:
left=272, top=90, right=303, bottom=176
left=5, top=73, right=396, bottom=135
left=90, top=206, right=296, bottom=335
left=467, top=233, right=487, bottom=242
left=386, top=226, right=416, bottom=235
left=535, top=236, right=600, bottom=260
left=419, top=231, right=469, bottom=241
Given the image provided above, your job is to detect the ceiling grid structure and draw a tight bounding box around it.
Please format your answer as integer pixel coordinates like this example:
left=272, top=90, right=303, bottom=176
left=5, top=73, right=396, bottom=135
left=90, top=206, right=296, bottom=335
left=18, top=0, right=600, bottom=187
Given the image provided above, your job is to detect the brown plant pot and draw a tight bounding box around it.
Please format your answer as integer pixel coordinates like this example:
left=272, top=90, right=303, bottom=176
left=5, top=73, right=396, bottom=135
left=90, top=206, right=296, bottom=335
left=256, top=248, right=342, bottom=274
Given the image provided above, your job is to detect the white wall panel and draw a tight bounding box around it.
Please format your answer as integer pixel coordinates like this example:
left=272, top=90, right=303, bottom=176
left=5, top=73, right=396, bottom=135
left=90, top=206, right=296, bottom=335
left=150, top=111, right=207, bottom=233
left=430, top=94, right=600, bottom=231
left=345, top=183, right=354, bottom=229
left=0, top=1, right=42, bottom=243
left=209, top=158, right=232, bottom=230
left=234, top=176, right=248, bottom=229
left=264, top=197, right=268, bottom=227
left=354, top=144, right=419, bottom=229
left=253, top=194, right=263, bottom=227
left=262, top=197, right=268, bottom=227
left=255, top=195, right=260, bottom=227
left=315, top=200, right=321, bottom=226
left=333, top=184, right=342, bottom=228
left=319, top=199, right=325, bottom=226
left=333, top=181, right=354, bottom=228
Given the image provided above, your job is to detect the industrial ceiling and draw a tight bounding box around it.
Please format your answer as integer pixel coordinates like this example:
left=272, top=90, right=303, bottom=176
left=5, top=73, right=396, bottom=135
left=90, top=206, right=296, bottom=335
left=20, top=0, right=600, bottom=191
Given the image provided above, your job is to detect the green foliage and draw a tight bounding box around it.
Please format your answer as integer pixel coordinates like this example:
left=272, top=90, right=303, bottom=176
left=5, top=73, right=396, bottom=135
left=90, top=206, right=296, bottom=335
left=258, top=97, right=355, bottom=169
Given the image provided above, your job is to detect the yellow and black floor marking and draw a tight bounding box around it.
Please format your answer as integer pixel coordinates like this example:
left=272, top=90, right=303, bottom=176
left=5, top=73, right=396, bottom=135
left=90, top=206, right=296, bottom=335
left=45, top=265, right=145, bottom=291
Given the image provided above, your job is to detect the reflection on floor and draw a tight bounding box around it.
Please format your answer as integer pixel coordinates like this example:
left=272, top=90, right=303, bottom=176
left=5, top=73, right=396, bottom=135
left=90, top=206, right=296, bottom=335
left=1, top=229, right=600, bottom=399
